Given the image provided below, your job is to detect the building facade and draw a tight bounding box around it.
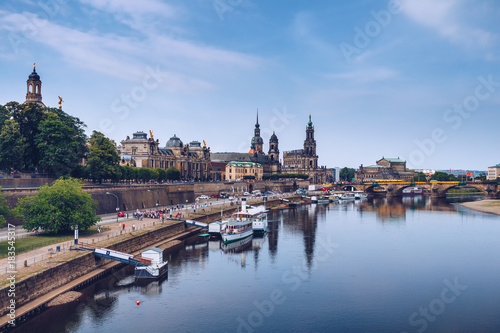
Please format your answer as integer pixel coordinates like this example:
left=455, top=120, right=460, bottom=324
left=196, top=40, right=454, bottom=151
left=211, top=110, right=280, bottom=177
left=487, top=164, right=500, bottom=180
left=120, top=131, right=211, bottom=180
left=282, top=115, right=335, bottom=184
left=225, top=161, right=263, bottom=181
left=355, top=157, right=415, bottom=182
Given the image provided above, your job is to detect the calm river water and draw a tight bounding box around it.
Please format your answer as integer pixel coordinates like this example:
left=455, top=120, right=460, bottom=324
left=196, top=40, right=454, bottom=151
left=13, top=195, right=500, bottom=333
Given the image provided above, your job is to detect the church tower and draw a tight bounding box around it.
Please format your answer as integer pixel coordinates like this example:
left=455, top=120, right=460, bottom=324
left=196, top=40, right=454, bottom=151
left=25, top=63, right=44, bottom=106
left=268, top=131, right=280, bottom=173
left=249, top=109, right=264, bottom=154
left=303, top=114, right=317, bottom=169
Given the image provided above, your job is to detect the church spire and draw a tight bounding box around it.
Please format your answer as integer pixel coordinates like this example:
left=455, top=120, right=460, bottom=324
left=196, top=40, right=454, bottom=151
left=256, top=108, right=260, bottom=129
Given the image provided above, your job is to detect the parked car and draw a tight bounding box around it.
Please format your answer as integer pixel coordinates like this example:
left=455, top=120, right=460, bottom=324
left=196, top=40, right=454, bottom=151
left=197, top=195, right=209, bottom=200
left=117, top=211, right=125, bottom=217
left=243, top=192, right=250, bottom=196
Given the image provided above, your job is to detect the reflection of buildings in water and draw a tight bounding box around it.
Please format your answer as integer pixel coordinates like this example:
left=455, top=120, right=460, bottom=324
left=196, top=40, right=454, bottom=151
left=267, top=212, right=280, bottom=261
left=357, top=195, right=482, bottom=221
left=300, top=206, right=318, bottom=271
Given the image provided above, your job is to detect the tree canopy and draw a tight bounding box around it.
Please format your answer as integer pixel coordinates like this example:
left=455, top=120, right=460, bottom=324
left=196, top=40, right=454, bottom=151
left=0, top=119, right=26, bottom=172
left=16, top=178, right=100, bottom=234
left=0, top=102, right=87, bottom=175
left=87, top=131, right=120, bottom=183
left=166, top=166, right=181, bottom=180
left=0, top=187, right=10, bottom=228
left=339, top=167, right=356, bottom=182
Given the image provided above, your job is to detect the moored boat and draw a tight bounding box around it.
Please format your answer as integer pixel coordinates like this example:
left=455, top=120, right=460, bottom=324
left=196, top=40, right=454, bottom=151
left=402, top=187, right=424, bottom=195
left=220, top=199, right=263, bottom=243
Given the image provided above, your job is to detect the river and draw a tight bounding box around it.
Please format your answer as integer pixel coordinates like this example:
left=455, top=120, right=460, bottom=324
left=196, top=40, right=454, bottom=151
left=13, top=195, right=500, bottom=333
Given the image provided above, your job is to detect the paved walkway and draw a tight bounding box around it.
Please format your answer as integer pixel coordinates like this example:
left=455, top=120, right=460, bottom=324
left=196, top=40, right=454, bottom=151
left=0, top=195, right=286, bottom=282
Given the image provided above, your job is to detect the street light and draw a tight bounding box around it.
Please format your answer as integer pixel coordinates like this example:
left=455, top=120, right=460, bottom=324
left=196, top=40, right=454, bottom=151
left=106, top=192, right=119, bottom=222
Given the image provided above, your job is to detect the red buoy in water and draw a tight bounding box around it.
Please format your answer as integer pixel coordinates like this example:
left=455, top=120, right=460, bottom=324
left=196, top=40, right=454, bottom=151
left=137, top=301, right=140, bottom=306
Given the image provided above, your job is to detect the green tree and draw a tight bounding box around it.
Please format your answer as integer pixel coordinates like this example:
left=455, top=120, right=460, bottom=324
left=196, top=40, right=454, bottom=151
left=339, top=167, right=356, bottom=182
left=87, top=131, right=120, bottom=183
left=166, top=166, right=181, bottom=180
left=150, top=168, right=159, bottom=181
left=0, top=187, right=10, bottom=228
left=413, top=172, right=427, bottom=182
left=35, top=112, right=87, bottom=177
left=430, top=171, right=453, bottom=181
left=0, top=105, right=9, bottom=133
left=71, top=164, right=90, bottom=179
left=0, top=119, right=26, bottom=173
left=157, top=168, right=167, bottom=182
left=138, top=167, right=152, bottom=182
left=122, top=165, right=137, bottom=182
left=16, top=178, right=100, bottom=234
left=8, top=102, right=47, bottom=170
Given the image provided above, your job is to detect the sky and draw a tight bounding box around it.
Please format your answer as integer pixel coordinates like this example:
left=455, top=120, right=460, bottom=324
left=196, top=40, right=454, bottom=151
left=0, top=0, right=499, bottom=171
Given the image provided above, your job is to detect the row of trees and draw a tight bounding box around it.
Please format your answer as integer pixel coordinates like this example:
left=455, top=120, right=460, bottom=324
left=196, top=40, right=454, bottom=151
left=262, top=173, right=309, bottom=180
left=413, top=171, right=488, bottom=182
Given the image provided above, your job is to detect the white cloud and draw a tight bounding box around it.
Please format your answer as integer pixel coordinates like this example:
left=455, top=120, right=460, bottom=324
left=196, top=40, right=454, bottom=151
left=401, top=0, right=495, bottom=48
left=0, top=7, right=261, bottom=93
left=325, top=67, right=399, bottom=84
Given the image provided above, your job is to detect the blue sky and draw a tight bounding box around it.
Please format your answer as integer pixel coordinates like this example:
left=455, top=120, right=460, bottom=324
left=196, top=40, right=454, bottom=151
left=0, top=0, right=499, bottom=170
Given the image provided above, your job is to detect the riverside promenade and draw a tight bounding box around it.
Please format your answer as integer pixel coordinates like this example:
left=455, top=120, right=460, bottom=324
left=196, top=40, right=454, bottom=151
left=0, top=194, right=291, bottom=330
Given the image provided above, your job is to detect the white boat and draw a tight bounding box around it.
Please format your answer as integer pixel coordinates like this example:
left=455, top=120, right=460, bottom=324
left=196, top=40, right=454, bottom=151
left=354, top=191, right=368, bottom=200
left=402, top=187, right=424, bottom=195
left=220, top=199, right=265, bottom=243
left=340, top=193, right=356, bottom=200
left=310, top=196, right=318, bottom=203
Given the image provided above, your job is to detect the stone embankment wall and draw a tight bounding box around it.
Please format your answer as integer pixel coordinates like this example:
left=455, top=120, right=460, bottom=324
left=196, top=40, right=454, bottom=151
left=0, top=222, right=194, bottom=317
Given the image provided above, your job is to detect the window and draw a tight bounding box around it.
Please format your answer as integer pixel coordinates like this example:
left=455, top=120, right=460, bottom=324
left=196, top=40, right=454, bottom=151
left=132, top=148, right=136, bottom=155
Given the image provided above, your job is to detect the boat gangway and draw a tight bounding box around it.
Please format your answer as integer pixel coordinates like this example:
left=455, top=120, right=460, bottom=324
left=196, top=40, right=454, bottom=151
left=71, top=243, right=149, bottom=266
left=185, top=220, right=208, bottom=229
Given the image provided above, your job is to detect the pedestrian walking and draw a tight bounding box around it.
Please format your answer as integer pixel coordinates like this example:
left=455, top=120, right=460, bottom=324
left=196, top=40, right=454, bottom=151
left=122, top=223, right=125, bottom=231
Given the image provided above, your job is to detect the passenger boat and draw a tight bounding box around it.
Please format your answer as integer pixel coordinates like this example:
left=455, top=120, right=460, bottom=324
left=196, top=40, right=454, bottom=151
left=220, top=199, right=264, bottom=243
left=340, top=193, right=356, bottom=200
left=354, top=191, right=368, bottom=200
left=402, top=187, right=424, bottom=195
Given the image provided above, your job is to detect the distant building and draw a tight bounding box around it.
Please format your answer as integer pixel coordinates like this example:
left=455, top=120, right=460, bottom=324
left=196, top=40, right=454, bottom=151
left=487, top=164, right=500, bottom=180
left=355, top=157, right=415, bottom=182
left=120, top=131, right=211, bottom=180
left=24, top=63, right=45, bottom=106
left=211, top=110, right=280, bottom=177
left=225, top=161, right=263, bottom=181
left=281, top=115, right=335, bottom=184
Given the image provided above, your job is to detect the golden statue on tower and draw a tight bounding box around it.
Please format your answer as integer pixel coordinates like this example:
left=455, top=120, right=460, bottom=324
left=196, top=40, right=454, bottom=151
left=58, top=96, right=63, bottom=109
left=149, top=130, right=154, bottom=140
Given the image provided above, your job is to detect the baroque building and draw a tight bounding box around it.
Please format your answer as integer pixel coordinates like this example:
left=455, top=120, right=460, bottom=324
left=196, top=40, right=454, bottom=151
left=282, top=115, right=335, bottom=183
left=120, top=131, right=211, bottom=180
left=355, top=157, right=415, bottom=182
left=211, top=110, right=281, bottom=177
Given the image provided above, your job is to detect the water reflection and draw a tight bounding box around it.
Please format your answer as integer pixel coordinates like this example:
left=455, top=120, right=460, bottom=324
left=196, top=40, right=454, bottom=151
left=12, top=194, right=491, bottom=333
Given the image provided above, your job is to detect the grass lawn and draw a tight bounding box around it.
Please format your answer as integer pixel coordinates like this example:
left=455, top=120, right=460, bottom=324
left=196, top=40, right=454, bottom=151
left=0, top=226, right=108, bottom=258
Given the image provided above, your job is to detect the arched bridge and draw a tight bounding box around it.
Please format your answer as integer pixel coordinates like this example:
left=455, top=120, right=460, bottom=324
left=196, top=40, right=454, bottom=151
left=332, top=181, right=500, bottom=198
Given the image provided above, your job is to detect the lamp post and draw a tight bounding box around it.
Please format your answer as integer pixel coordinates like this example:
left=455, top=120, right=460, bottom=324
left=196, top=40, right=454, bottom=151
left=106, top=192, right=119, bottom=222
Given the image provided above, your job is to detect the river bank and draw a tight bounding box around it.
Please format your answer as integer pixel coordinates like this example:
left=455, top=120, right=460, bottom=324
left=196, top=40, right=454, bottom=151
left=0, top=196, right=290, bottom=331
left=460, top=199, right=500, bottom=216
